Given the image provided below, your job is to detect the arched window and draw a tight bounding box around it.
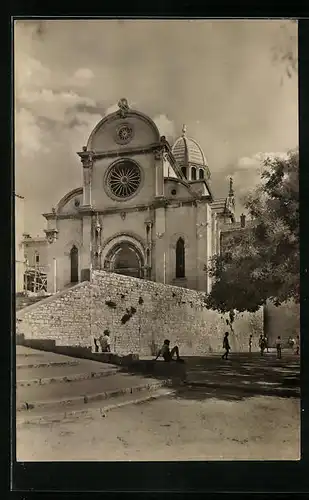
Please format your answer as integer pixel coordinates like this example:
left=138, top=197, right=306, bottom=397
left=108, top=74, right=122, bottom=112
left=181, top=167, right=187, bottom=179
left=199, top=169, right=204, bottom=180
left=176, top=237, right=185, bottom=278
left=70, top=246, right=79, bottom=283
left=191, top=167, right=197, bottom=180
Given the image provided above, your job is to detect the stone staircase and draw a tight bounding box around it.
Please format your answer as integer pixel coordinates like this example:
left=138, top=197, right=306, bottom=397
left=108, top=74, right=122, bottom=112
left=16, top=346, right=174, bottom=425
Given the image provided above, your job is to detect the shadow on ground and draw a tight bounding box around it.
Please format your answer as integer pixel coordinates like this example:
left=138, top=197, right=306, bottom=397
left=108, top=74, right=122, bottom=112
left=120, top=352, right=300, bottom=402
left=176, top=352, right=300, bottom=402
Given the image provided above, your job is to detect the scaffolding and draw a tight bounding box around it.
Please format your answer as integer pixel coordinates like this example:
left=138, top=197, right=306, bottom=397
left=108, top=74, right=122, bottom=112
left=24, top=262, right=48, bottom=293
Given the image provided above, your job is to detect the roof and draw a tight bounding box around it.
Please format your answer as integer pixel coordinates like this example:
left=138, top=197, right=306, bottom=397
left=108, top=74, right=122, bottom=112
left=211, top=198, right=227, bottom=212
left=172, top=134, right=208, bottom=167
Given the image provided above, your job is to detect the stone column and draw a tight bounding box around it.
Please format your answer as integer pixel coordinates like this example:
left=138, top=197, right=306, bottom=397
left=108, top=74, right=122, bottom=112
left=154, top=148, right=164, bottom=198
left=154, top=206, right=166, bottom=283
left=80, top=213, right=92, bottom=281
left=44, top=225, right=59, bottom=293
left=196, top=201, right=208, bottom=292
left=144, top=218, right=153, bottom=279
left=83, top=167, right=92, bottom=206
left=206, top=204, right=213, bottom=293
left=78, top=148, right=93, bottom=207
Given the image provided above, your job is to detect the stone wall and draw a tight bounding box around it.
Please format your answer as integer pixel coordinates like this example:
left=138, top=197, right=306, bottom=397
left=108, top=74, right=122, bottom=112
left=17, top=270, right=263, bottom=355
left=264, top=299, right=300, bottom=346
left=16, top=282, right=92, bottom=347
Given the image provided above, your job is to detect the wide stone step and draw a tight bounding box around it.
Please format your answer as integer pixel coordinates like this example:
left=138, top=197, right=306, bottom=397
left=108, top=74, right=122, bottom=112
left=16, top=357, right=120, bottom=383
left=17, top=367, right=120, bottom=387
left=16, top=387, right=175, bottom=426
left=16, top=372, right=169, bottom=412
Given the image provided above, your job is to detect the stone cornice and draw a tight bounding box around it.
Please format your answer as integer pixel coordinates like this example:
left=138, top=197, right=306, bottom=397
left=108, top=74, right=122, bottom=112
left=43, top=213, right=83, bottom=221
left=43, top=195, right=212, bottom=221
left=77, top=142, right=163, bottom=162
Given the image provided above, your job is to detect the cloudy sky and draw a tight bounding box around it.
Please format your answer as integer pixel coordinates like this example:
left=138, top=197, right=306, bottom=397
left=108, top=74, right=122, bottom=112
left=14, top=19, right=298, bottom=236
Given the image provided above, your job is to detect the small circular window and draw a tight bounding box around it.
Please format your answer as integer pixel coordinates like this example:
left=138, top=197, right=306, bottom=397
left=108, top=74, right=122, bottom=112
left=106, top=160, right=141, bottom=199
left=171, top=189, right=177, bottom=196
left=115, top=124, right=134, bottom=145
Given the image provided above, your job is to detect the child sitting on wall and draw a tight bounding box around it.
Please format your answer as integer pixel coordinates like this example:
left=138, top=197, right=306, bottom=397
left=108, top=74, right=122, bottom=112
left=154, top=339, right=184, bottom=363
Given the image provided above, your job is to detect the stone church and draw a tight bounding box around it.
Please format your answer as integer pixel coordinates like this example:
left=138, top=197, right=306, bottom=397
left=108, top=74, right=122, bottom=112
left=43, top=98, right=236, bottom=294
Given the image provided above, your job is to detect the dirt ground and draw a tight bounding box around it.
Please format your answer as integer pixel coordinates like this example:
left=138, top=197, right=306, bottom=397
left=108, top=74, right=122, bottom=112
left=16, top=393, right=300, bottom=461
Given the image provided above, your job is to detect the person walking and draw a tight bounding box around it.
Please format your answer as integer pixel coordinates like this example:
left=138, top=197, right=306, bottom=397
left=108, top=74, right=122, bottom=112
left=249, top=334, right=253, bottom=354
left=222, top=332, right=231, bottom=360
left=275, top=335, right=282, bottom=359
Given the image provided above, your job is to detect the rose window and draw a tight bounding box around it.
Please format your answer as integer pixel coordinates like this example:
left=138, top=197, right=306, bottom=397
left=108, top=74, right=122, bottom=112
left=107, top=161, right=141, bottom=199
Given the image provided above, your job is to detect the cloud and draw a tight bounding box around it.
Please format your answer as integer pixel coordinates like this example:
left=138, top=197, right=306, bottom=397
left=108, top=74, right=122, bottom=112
left=73, top=67, right=94, bottom=83
left=14, top=20, right=298, bottom=235
left=105, top=102, right=120, bottom=115
left=225, top=151, right=290, bottom=211
left=15, top=108, right=50, bottom=157
left=153, top=114, right=176, bottom=140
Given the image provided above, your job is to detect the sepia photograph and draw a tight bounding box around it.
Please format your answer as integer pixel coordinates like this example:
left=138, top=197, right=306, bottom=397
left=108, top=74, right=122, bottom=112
left=14, top=19, right=299, bottom=462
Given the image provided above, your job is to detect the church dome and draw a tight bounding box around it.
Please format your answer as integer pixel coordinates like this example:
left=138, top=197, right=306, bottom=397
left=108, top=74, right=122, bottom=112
left=172, top=125, right=207, bottom=167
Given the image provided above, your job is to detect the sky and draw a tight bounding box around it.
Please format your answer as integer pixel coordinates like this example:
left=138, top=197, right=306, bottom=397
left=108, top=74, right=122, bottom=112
left=14, top=19, right=298, bottom=236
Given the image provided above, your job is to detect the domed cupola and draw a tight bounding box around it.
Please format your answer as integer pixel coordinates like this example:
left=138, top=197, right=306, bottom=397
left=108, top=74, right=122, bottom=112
left=172, top=125, right=210, bottom=182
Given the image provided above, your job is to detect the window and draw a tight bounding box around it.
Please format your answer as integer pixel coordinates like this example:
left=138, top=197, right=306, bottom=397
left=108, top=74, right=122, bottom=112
left=176, top=237, right=185, bottom=278
left=181, top=167, right=187, bottom=179
left=191, top=167, right=197, bottom=180
left=107, top=160, right=141, bottom=199
left=199, top=169, right=204, bottom=180
left=70, top=246, right=79, bottom=283
left=35, top=253, right=40, bottom=264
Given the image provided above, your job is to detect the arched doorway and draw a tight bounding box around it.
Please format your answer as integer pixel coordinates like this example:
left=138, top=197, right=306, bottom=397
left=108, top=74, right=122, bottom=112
left=105, top=242, right=144, bottom=278
left=70, top=246, right=79, bottom=283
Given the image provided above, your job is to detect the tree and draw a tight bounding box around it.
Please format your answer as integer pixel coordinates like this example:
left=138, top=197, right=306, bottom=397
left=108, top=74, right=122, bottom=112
left=271, top=21, right=298, bottom=81
left=205, top=149, right=299, bottom=314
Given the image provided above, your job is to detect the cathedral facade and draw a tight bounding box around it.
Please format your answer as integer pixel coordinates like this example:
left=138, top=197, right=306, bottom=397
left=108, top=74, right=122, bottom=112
left=43, top=99, right=235, bottom=294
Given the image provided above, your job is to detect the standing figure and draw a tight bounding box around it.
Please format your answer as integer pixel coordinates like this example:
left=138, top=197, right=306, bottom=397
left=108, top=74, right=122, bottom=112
left=249, top=334, right=253, bottom=354
left=275, top=335, right=282, bottom=359
left=264, top=334, right=269, bottom=353
left=93, top=338, right=99, bottom=353
left=259, top=334, right=266, bottom=356
left=222, top=332, right=231, bottom=360
left=99, top=329, right=111, bottom=353
left=295, top=335, right=300, bottom=355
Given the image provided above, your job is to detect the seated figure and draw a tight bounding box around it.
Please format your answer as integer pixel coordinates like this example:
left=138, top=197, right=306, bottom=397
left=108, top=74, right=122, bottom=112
left=154, top=339, right=184, bottom=363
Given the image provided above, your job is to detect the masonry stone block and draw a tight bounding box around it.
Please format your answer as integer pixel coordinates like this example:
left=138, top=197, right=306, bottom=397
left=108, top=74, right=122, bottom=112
left=16, top=271, right=263, bottom=355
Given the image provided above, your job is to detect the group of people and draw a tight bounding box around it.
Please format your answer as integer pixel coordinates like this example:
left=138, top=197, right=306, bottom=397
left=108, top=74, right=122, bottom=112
left=257, top=334, right=269, bottom=356
left=93, top=329, right=300, bottom=363
left=288, top=335, right=300, bottom=355
left=94, top=330, right=111, bottom=353
left=256, top=333, right=300, bottom=359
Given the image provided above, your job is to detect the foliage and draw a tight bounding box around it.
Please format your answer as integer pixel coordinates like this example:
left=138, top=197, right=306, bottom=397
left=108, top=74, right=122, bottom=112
left=272, top=21, right=298, bottom=80
left=205, top=149, right=299, bottom=314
